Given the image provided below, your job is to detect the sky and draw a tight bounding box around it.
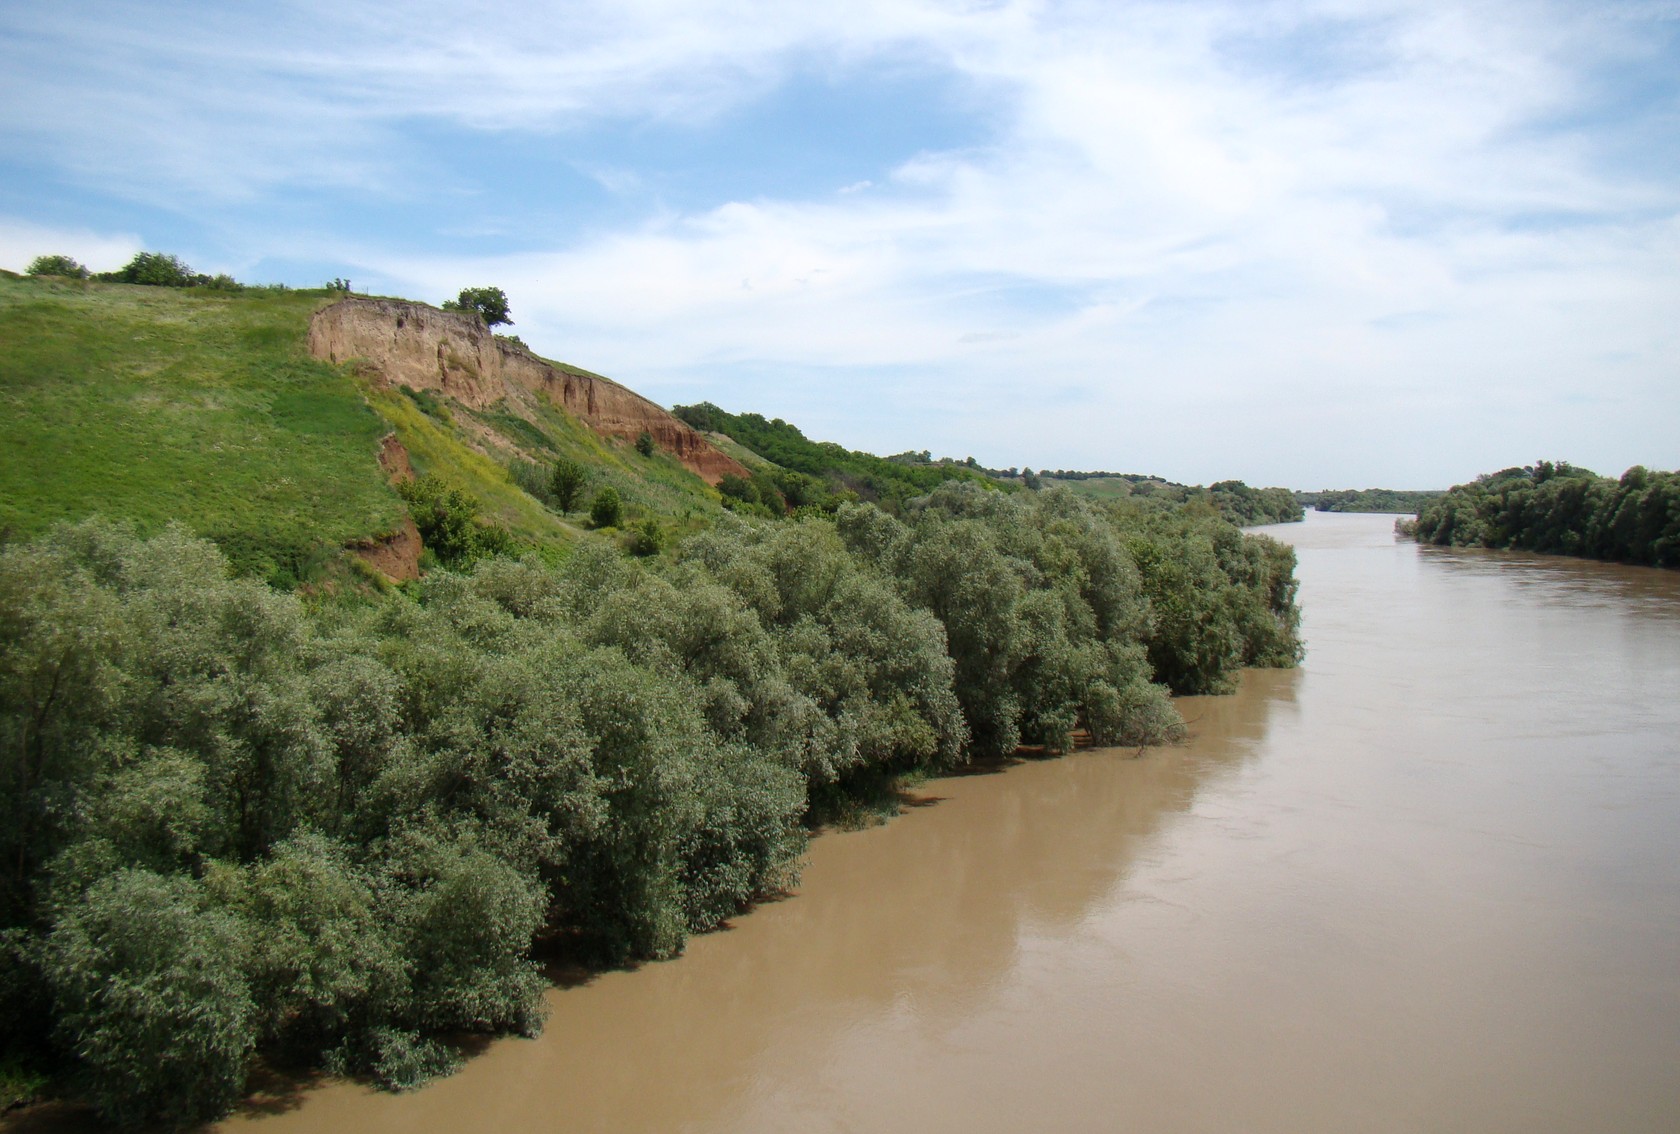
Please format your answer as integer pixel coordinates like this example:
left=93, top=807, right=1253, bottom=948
left=2, top=0, right=1676, bottom=489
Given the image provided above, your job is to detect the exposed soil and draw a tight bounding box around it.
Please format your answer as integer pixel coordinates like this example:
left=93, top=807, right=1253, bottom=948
left=377, top=432, right=414, bottom=483
left=349, top=516, right=422, bottom=583
left=309, top=298, right=748, bottom=485
left=348, top=433, right=420, bottom=582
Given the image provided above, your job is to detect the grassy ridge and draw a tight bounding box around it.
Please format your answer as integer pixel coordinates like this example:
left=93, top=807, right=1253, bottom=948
left=0, top=274, right=735, bottom=581
left=0, top=274, right=404, bottom=583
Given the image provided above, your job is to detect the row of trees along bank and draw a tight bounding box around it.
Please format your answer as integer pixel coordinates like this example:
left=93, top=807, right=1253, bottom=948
left=0, top=484, right=1301, bottom=1128
left=1408, top=462, right=1680, bottom=568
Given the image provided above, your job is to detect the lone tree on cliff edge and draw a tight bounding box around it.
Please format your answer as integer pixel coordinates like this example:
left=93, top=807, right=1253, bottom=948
left=444, top=286, right=512, bottom=327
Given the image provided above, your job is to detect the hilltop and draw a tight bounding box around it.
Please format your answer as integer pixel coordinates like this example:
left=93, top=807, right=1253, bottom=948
left=0, top=273, right=741, bottom=586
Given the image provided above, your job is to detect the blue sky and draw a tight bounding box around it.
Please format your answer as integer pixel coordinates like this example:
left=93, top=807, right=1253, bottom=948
left=3, top=0, right=1677, bottom=489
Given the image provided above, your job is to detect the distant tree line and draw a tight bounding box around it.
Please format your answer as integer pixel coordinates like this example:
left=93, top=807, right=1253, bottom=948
left=0, top=485, right=1300, bottom=1126
left=1409, top=462, right=1680, bottom=567
left=1300, top=488, right=1443, bottom=514
left=1076, top=477, right=1302, bottom=526
left=674, top=404, right=1301, bottom=527
left=1203, top=481, right=1303, bottom=526
left=29, top=251, right=250, bottom=292
left=673, top=402, right=998, bottom=514
left=24, top=251, right=349, bottom=296
left=1037, top=469, right=1161, bottom=482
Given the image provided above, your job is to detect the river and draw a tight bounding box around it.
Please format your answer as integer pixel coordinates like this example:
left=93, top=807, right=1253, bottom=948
left=195, top=511, right=1680, bottom=1130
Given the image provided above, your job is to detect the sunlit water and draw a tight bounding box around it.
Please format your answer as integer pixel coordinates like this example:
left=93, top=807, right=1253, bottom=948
left=22, top=512, right=1680, bottom=1132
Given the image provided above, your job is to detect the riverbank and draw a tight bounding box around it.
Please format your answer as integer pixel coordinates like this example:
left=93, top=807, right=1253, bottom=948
left=218, top=512, right=1680, bottom=1133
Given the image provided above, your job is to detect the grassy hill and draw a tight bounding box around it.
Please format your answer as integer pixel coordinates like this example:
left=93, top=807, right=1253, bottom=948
left=0, top=273, right=726, bottom=585
left=1, top=268, right=1299, bottom=594
left=0, top=273, right=408, bottom=584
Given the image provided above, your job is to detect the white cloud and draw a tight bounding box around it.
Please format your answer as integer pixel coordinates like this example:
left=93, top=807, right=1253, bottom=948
left=0, top=218, right=140, bottom=274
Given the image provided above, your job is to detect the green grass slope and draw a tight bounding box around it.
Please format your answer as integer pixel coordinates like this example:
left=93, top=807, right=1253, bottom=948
left=0, top=273, right=406, bottom=584
left=0, top=273, right=724, bottom=584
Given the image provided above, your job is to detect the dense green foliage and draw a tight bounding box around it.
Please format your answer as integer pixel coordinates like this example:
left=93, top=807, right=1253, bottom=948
left=26, top=255, right=90, bottom=280
left=673, top=402, right=997, bottom=513
left=1205, top=481, right=1303, bottom=526
left=1043, top=474, right=1302, bottom=526
left=395, top=476, right=517, bottom=569
left=441, top=286, right=512, bottom=328
left=1411, top=462, right=1680, bottom=567
left=549, top=458, right=588, bottom=513
left=85, top=252, right=247, bottom=292
left=103, top=252, right=199, bottom=288
left=1302, top=488, right=1442, bottom=514
left=590, top=487, right=624, bottom=529
left=1, top=488, right=1298, bottom=1126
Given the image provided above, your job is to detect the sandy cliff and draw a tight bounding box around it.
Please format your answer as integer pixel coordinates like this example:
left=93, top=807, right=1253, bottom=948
left=309, top=297, right=747, bottom=485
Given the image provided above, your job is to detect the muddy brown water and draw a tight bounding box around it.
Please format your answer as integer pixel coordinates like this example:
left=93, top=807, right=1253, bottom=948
left=18, top=511, right=1680, bottom=1132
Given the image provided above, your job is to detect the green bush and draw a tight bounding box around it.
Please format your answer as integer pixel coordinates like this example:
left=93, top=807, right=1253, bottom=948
left=441, top=286, right=512, bottom=328
left=26, top=254, right=90, bottom=280
left=551, top=458, right=588, bottom=513
left=635, top=431, right=656, bottom=457
left=103, top=252, right=199, bottom=288
left=44, top=870, right=255, bottom=1128
left=397, top=476, right=516, bottom=568
left=627, top=518, right=664, bottom=557
left=589, top=487, right=623, bottom=529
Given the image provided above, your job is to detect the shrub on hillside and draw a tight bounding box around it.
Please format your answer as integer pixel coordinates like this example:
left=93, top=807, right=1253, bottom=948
left=396, top=476, right=516, bottom=568
left=589, top=487, right=623, bottom=529
left=26, top=255, right=90, bottom=279
left=102, top=252, right=199, bottom=288
left=626, top=518, right=664, bottom=557
left=551, top=459, right=588, bottom=513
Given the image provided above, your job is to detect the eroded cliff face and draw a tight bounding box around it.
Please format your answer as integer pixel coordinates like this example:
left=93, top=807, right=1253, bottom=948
left=309, top=297, right=748, bottom=485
